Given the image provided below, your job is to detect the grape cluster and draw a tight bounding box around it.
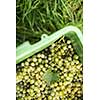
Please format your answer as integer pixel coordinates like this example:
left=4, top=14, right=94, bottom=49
left=16, top=37, right=83, bottom=100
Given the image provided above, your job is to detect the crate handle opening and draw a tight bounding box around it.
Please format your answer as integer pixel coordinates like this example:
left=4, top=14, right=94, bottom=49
left=41, top=34, right=48, bottom=40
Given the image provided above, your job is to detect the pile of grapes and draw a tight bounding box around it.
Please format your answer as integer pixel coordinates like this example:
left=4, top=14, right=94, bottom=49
left=16, top=37, right=83, bottom=100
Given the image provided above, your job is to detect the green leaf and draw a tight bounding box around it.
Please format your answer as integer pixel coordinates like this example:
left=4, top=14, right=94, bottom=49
left=43, top=69, right=59, bottom=85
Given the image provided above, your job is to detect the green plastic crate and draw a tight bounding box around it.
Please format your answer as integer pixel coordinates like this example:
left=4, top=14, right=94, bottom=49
left=16, top=26, right=83, bottom=64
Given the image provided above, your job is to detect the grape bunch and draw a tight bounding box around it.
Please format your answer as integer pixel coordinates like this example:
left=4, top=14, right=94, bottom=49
left=16, top=37, right=83, bottom=100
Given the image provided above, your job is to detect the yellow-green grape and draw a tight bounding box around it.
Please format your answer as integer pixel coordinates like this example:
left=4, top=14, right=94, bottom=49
left=34, top=87, right=39, bottom=92
left=63, top=45, right=67, bottom=50
left=38, top=97, right=42, bottom=100
left=58, top=60, right=63, bottom=66
left=70, top=48, right=74, bottom=51
left=25, top=61, right=29, bottom=66
left=57, top=51, right=62, bottom=56
left=55, top=58, right=59, bottom=62
left=71, top=61, right=75, bottom=66
left=48, top=96, right=53, bottom=100
left=38, top=80, right=43, bottom=86
left=63, top=68, right=67, bottom=72
left=50, top=84, right=55, bottom=88
left=37, top=67, right=41, bottom=72
left=75, top=60, right=80, bottom=64
left=31, top=72, right=35, bottom=77
left=32, top=57, right=37, bottom=62
left=27, top=67, right=31, bottom=73
left=60, top=66, right=64, bottom=71
left=64, top=98, right=68, bottom=100
left=68, top=72, right=74, bottom=78
left=59, top=82, right=63, bottom=86
left=35, top=74, right=40, bottom=80
left=61, top=75, right=64, bottom=79
left=51, top=63, right=55, bottom=67
left=29, top=89, right=34, bottom=96
left=41, top=54, right=45, bottom=58
left=16, top=74, right=23, bottom=83
left=22, top=71, right=26, bottom=76
left=30, top=85, right=35, bottom=89
left=40, top=71, right=44, bottom=76
left=16, top=85, right=20, bottom=91
left=54, top=82, right=58, bottom=87
left=61, top=85, right=65, bottom=90
left=42, top=67, right=46, bottom=72
left=67, top=57, right=72, bottom=61
left=48, top=57, right=52, bottom=61
left=27, top=96, right=32, bottom=100
left=44, top=59, right=48, bottom=63
left=59, top=91, right=64, bottom=97
left=30, top=62, right=35, bottom=66
left=51, top=43, right=56, bottom=48
left=65, top=61, right=70, bottom=66
left=56, top=86, right=60, bottom=91
left=51, top=49, right=55, bottom=53
left=61, top=49, right=64, bottom=54
left=76, top=82, right=81, bottom=87
left=51, top=92, right=55, bottom=97
left=44, top=89, right=48, bottom=95
left=72, top=88, right=78, bottom=95
left=67, top=40, right=71, bottom=44
left=51, top=67, right=54, bottom=71
left=53, top=88, right=57, bottom=92
left=38, top=58, right=42, bottom=63
left=22, top=67, right=27, bottom=72
left=24, top=75, right=29, bottom=80
left=30, top=79, right=34, bottom=84
left=36, top=62, right=38, bottom=65
left=74, top=97, right=78, bottom=100
left=63, top=81, right=69, bottom=86
left=23, top=89, right=26, bottom=94
left=40, top=86, right=44, bottom=91
left=27, top=58, right=32, bottom=62
left=68, top=45, right=72, bottom=49
left=21, top=62, right=25, bottom=67
left=40, top=64, right=44, bottom=68
left=30, top=66, right=35, bottom=72
left=52, top=97, right=59, bottom=100
left=71, top=95, right=75, bottom=99
left=41, top=94, right=45, bottom=98
left=77, top=90, right=82, bottom=97
left=37, top=53, right=41, bottom=58
left=63, top=73, right=67, bottom=78
left=34, top=69, right=38, bottom=74
left=42, top=83, right=46, bottom=88
left=45, top=63, right=49, bottom=67
left=73, top=54, right=79, bottom=60
left=76, top=64, right=82, bottom=69
left=54, top=68, right=58, bottom=71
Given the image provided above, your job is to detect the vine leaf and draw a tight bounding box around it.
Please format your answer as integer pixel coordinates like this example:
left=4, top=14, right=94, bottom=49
left=43, top=69, right=59, bottom=85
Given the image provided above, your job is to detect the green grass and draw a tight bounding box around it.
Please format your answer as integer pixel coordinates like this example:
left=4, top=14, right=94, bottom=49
left=16, top=0, right=83, bottom=46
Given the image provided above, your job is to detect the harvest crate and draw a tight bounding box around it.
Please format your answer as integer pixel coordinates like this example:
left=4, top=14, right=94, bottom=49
left=16, top=26, right=83, bottom=64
